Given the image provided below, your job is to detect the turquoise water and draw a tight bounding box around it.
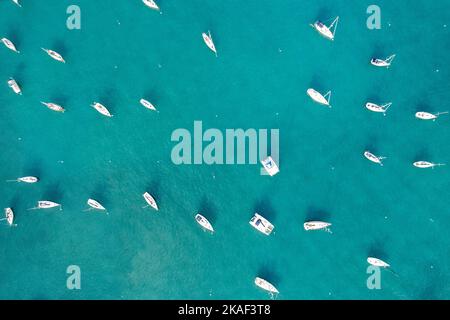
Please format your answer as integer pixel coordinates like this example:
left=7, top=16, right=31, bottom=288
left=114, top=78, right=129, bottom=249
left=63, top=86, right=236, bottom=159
left=0, top=0, right=449, bottom=299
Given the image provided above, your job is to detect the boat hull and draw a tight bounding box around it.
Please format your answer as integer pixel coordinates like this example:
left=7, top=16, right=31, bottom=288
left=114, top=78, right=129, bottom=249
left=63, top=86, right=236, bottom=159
left=255, top=277, right=279, bottom=294
left=367, top=257, right=390, bottom=268
left=304, top=221, right=331, bottom=231
left=261, top=156, right=279, bottom=176
left=249, top=213, right=274, bottom=235
left=307, top=88, right=330, bottom=106
left=195, top=214, right=214, bottom=232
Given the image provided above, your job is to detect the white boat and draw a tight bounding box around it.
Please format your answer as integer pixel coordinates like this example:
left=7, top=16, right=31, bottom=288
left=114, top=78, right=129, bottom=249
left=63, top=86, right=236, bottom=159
left=4, top=208, right=14, bottom=226
left=413, top=161, right=445, bottom=169
left=7, top=78, right=22, bottom=95
left=140, top=98, right=157, bottom=111
left=261, top=156, right=279, bottom=176
left=1, top=38, right=19, bottom=53
left=12, top=0, right=22, bottom=7
left=366, top=102, right=392, bottom=115
left=415, top=111, right=448, bottom=121
left=195, top=213, right=214, bottom=232
left=143, top=192, right=159, bottom=210
left=87, top=199, right=106, bottom=211
left=91, top=102, right=113, bottom=117
left=249, top=213, right=274, bottom=236
left=304, top=221, right=332, bottom=231
left=371, top=54, right=395, bottom=68
left=254, top=277, right=279, bottom=294
left=142, top=0, right=159, bottom=11
left=41, top=101, right=65, bottom=113
left=367, top=257, right=390, bottom=268
left=311, top=16, right=339, bottom=41
left=202, top=31, right=217, bottom=56
left=41, top=48, right=66, bottom=63
left=6, top=176, right=39, bottom=183
left=307, top=88, right=331, bottom=107
left=29, top=201, right=62, bottom=210
left=364, top=151, right=386, bottom=166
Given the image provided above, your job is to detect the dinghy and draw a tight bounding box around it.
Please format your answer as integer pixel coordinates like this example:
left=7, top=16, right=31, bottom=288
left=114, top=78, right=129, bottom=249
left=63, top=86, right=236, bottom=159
left=7, top=78, right=22, bottom=95
left=41, top=48, right=65, bottom=63
left=304, top=221, right=332, bottom=231
left=4, top=208, right=14, bottom=226
left=366, top=102, right=392, bottom=115
left=311, top=16, right=339, bottom=41
left=261, top=156, right=279, bottom=176
left=202, top=31, right=217, bottom=56
left=255, top=277, right=279, bottom=294
left=413, top=161, right=445, bottom=169
left=307, top=88, right=331, bottom=107
left=195, top=214, right=214, bottom=232
left=41, top=102, right=65, bottom=113
left=142, top=0, right=159, bottom=11
left=249, top=213, right=274, bottom=236
left=371, top=54, right=395, bottom=68
left=140, top=98, right=157, bottom=111
left=367, top=257, right=390, bottom=268
left=415, top=111, right=448, bottom=121
left=91, top=102, right=113, bottom=117
left=143, top=192, right=159, bottom=210
left=364, top=151, right=386, bottom=166
left=1, top=38, right=19, bottom=53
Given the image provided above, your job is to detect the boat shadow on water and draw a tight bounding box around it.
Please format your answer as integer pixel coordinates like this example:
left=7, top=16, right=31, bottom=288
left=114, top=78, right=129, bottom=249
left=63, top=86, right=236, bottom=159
left=23, top=160, right=44, bottom=179
left=413, top=149, right=431, bottom=162
left=42, top=183, right=64, bottom=204
left=304, top=206, right=331, bottom=222
left=367, top=242, right=388, bottom=262
left=90, top=182, right=109, bottom=207
left=51, top=39, right=69, bottom=58
left=198, top=196, right=217, bottom=224
left=257, top=264, right=281, bottom=288
left=253, top=198, right=277, bottom=222
left=7, top=27, right=22, bottom=48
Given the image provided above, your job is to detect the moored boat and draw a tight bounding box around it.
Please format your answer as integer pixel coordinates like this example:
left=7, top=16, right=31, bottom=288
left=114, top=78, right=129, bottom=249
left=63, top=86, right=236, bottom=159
left=41, top=48, right=65, bottom=63
left=367, top=257, right=390, bottom=268
left=254, top=277, right=279, bottom=294
left=249, top=213, right=274, bottom=236
left=415, top=111, right=448, bottom=121
left=140, top=98, right=157, bottom=111
left=371, top=54, right=395, bottom=68
left=143, top=192, right=159, bottom=210
left=41, top=101, right=65, bottom=113
left=413, top=161, right=445, bottom=169
left=6, top=176, right=39, bottom=183
left=29, top=201, right=62, bottom=210
left=202, top=31, right=217, bottom=56
left=4, top=208, right=14, bottom=226
left=365, top=102, right=392, bottom=115
left=87, top=199, right=107, bottom=211
left=364, top=151, right=386, bottom=166
left=91, top=102, right=113, bottom=117
left=7, top=78, right=22, bottom=95
left=1, top=38, right=19, bottom=53
left=261, top=156, right=279, bottom=176
left=311, top=16, right=339, bottom=41
left=142, top=0, right=159, bottom=11
left=195, top=213, right=214, bottom=232
left=304, top=221, right=332, bottom=231
left=307, top=88, right=331, bottom=107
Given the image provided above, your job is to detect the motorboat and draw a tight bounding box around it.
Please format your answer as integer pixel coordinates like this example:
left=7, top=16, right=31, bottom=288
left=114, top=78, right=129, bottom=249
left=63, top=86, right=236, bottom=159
left=261, top=156, right=279, bottom=176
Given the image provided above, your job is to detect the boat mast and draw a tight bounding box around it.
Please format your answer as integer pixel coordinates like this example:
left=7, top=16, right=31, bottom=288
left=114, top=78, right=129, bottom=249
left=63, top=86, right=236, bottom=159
left=330, top=17, right=339, bottom=37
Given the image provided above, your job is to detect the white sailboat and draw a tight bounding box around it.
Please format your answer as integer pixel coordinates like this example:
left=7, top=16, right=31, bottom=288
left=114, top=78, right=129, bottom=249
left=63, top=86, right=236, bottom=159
left=202, top=31, right=217, bottom=57
left=195, top=213, right=214, bottom=232
left=142, top=192, right=159, bottom=211
left=364, top=151, right=386, bottom=166
left=1, top=38, right=19, bottom=53
left=41, top=48, right=66, bottom=63
left=415, top=111, right=448, bottom=121
left=29, top=201, right=62, bottom=210
left=142, top=0, right=160, bottom=11
left=85, top=198, right=107, bottom=213
left=304, top=221, right=332, bottom=231
left=413, top=161, right=445, bottom=169
left=255, top=277, right=279, bottom=294
left=4, top=208, right=14, bottom=226
left=307, top=88, right=331, bottom=107
left=41, top=101, right=65, bottom=113
left=261, top=156, right=279, bottom=176
left=6, top=176, right=39, bottom=183
left=249, top=213, right=274, bottom=236
left=140, top=98, right=157, bottom=111
left=366, top=102, right=392, bottom=115
left=311, top=16, right=339, bottom=41
left=371, top=54, right=396, bottom=68
left=12, top=0, right=22, bottom=7
left=7, top=78, right=22, bottom=95
left=91, top=102, right=113, bottom=117
left=367, top=257, right=390, bottom=268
